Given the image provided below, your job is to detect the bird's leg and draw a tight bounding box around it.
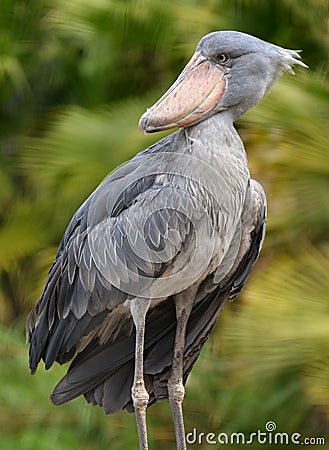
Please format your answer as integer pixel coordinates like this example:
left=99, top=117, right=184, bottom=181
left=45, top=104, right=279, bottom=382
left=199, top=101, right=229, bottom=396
left=168, top=288, right=197, bottom=450
left=130, top=297, right=151, bottom=450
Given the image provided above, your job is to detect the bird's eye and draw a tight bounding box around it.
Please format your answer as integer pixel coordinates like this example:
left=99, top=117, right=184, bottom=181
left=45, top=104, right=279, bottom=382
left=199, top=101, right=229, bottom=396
left=215, top=53, right=229, bottom=64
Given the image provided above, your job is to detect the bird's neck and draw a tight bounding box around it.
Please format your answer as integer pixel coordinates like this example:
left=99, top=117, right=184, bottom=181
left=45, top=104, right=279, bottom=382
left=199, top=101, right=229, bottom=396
left=172, top=113, right=250, bottom=206
left=179, top=113, right=249, bottom=171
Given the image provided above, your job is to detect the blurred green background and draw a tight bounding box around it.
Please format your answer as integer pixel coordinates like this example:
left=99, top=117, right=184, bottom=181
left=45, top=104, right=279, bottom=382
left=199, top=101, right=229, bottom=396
left=0, top=0, right=328, bottom=448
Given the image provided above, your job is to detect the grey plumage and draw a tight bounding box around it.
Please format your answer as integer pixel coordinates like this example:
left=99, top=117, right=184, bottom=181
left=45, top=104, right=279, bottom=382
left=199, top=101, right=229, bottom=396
left=26, top=30, right=306, bottom=450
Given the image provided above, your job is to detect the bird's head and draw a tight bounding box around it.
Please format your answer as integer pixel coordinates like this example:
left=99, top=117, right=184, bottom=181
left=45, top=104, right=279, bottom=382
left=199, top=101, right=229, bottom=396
left=139, top=31, right=307, bottom=133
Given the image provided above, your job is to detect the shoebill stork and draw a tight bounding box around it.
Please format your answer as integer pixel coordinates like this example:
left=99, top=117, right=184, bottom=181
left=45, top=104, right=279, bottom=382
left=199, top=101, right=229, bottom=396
left=27, top=31, right=306, bottom=450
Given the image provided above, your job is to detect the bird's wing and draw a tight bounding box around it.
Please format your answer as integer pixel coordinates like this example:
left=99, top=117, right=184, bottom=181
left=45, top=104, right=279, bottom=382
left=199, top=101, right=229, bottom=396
left=49, top=179, right=266, bottom=414
left=27, top=137, right=217, bottom=375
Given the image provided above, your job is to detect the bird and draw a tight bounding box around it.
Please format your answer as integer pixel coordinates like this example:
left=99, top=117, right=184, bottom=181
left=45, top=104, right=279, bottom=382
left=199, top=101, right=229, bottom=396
left=26, top=30, right=307, bottom=450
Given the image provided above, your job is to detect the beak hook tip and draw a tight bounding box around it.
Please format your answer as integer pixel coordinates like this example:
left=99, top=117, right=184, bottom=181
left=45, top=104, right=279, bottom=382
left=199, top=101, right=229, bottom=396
left=138, top=113, right=148, bottom=135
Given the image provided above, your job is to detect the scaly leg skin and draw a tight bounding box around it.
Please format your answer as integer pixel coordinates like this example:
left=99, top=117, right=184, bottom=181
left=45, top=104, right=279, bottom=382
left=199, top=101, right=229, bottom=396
left=168, top=288, right=196, bottom=450
left=130, top=298, right=152, bottom=450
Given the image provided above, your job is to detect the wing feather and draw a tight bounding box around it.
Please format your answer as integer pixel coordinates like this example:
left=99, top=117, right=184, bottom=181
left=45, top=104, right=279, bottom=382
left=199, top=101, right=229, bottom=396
left=27, top=153, right=199, bottom=375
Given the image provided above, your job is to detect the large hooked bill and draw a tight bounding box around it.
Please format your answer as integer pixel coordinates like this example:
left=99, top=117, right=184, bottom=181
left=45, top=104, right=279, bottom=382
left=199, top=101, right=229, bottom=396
left=139, top=51, right=228, bottom=134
